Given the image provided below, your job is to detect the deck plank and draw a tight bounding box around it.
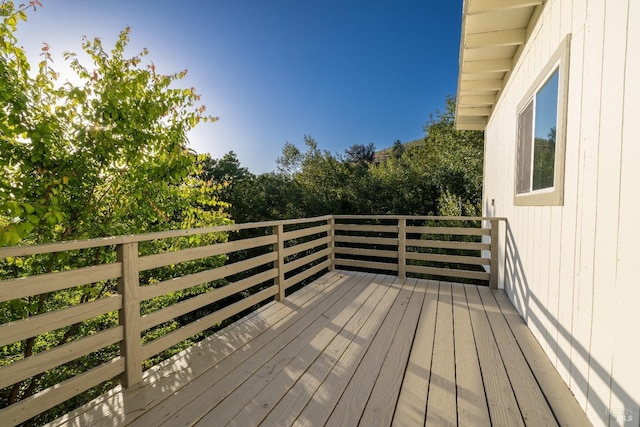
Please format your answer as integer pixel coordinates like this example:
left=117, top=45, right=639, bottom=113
left=261, top=274, right=402, bottom=427
left=135, top=271, right=367, bottom=426
left=465, top=284, right=525, bottom=426
left=212, top=274, right=396, bottom=426
left=425, top=281, right=457, bottom=426
left=47, top=270, right=351, bottom=427
left=477, top=286, right=558, bottom=426
left=359, top=277, right=424, bottom=426
left=392, top=279, right=439, bottom=427
left=291, top=275, right=405, bottom=426
left=323, top=276, right=415, bottom=427
left=492, top=289, right=592, bottom=427
left=451, top=282, right=491, bottom=427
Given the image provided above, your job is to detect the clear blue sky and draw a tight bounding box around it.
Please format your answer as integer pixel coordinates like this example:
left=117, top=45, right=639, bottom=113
left=16, top=1, right=462, bottom=174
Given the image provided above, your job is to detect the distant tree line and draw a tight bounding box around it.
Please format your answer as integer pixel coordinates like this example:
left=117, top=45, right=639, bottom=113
left=201, top=97, right=484, bottom=224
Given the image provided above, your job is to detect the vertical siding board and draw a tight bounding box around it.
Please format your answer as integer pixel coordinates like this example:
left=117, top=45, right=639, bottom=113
left=546, top=21, right=561, bottom=363
left=610, top=0, right=640, bottom=423
left=556, top=0, right=587, bottom=386
left=546, top=206, right=561, bottom=366
left=569, top=0, right=606, bottom=409
left=549, top=0, right=562, bottom=49
left=540, top=208, right=552, bottom=355
left=530, top=208, right=545, bottom=348
left=587, top=0, right=628, bottom=422
left=560, top=0, right=573, bottom=40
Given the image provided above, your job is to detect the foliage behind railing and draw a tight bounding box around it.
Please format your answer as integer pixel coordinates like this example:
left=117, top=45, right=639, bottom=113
left=0, top=215, right=502, bottom=426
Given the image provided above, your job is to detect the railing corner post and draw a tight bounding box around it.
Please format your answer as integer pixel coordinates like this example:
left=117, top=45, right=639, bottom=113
left=489, top=219, right=499, bottom=289
left=117, top=241, right=142, bottom=388
left=274, top=224, right=285, bottom=301
left=328, top=216, right=335, bottom=271
left=398, top=218, right=406, bottom=279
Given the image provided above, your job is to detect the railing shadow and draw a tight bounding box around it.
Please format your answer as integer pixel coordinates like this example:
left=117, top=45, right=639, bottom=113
left=503, top=221, right=637, bottom=426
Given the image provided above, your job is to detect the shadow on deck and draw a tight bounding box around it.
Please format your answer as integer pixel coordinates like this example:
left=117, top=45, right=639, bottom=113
left=50, top=270, right=590, bottom=427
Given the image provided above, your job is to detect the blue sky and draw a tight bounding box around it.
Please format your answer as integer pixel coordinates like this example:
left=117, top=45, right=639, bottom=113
left=16, top=1, right=462, bottom=174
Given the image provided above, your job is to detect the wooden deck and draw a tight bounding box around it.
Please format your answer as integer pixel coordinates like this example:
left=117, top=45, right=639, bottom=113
left=50, top=270, right=589, bottom=426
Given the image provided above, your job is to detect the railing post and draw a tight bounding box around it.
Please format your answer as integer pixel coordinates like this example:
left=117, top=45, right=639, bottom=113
left=489, top=219, right=499, bottom=289
left=274, top=224, right=285, bottom=301
left=398, top=218, right=406, bottom=279
left=328, top=216, right=335, bottom=271
left=117, top=242, right=142, bottom=387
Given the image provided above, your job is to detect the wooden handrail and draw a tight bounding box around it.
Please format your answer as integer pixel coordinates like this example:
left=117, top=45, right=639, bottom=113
left=0, top=215, right=504, bottom=426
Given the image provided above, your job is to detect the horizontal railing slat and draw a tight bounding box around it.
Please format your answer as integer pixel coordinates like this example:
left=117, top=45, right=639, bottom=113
left=333, top=235, right=398, bottom=246
left=141, top=285, right=278, bottom=360
left=138, top=234, right=276, bottom=272
left=0, top=296, right=123, bottom=347
left=334, top=247, right=399, bottom=259
left=0, top=215, right=334, bottom=258
left=405, top=265, right=490, bottom=281
left=405, top=252, right=490, bottom=266
left=139, top=252, right=277, bottom=301
left=282, top=235, right=330, bottom=258
left=333, top=215, right=504, bottom=221
left=282, top=224, right=330, bottom=241
left=141, top=268, right=278, bottom=331
left=406, top=238, right=490, bottom=251
left=334, top=258, right=397, bottom=272
left=282, top=259, right=331, bottom=290
left=0, top=326, right=124, bottom=390
left=0, top=263, right=122, bottom=303
left=333, top=224, right=399, bottom=233
left=0, top=357, right=125, bottom=427
left=283, top=248, right=331, bottom=275
left=405, top=226, right=490, bottom=236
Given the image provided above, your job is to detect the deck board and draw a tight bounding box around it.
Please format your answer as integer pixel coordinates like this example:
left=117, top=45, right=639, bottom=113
left=392, top=279, right=439, bottom=427
left=451, top=283, right=490, bottom=427
left=465, top=284, right=525, bottom=426
left=359, top=278, right=423, bottom=426
left=50, top=270, right=590, bottom=427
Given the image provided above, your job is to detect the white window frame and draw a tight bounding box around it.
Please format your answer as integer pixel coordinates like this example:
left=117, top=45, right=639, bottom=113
left=514, top=35, right=571, bottom=206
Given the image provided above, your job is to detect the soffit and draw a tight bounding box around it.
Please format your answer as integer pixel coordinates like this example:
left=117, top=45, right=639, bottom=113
left=455, top=0, right=545, bottom=130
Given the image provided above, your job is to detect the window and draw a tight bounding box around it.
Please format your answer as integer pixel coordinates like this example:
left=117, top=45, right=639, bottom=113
left=514, top=35, right=570, bottom=206
left=516, top=70, right=559, bottom=193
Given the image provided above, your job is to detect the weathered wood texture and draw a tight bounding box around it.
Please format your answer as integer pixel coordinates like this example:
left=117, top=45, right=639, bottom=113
left=49, top=271, right=588, bottom=427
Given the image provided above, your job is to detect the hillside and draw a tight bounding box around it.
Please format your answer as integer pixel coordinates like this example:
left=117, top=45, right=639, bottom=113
left=373, top=138, right=423, bottom=163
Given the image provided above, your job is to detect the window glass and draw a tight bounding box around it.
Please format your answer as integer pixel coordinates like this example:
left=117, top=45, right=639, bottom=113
left=532, top=70, right=559, bottom=190
left=516, top=101, right=534, bottom=194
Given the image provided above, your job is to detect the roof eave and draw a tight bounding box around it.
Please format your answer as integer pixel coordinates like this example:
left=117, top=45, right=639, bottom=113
left=454, top=0, right=546, bottom=130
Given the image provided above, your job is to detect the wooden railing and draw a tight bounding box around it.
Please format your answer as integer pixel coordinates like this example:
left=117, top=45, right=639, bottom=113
left=333, top=215, right=502, bottom=286
left=0, top=215, right=503, bottom=426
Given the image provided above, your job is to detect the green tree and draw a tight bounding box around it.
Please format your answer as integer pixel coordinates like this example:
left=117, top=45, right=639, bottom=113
left=276, top=141, right=303, bottom=176
left=344, top=142, right=376, bottom=167
left=1, top=13, right=220, bottom=245
left=0, top=4, right=230, bottom=420
left=391, top=139, right=405, bottom=159
left=421, top=96, right=484, bottom=215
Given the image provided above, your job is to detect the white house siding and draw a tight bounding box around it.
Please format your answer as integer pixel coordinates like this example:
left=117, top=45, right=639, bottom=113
left=483, top=0, right=640, bottom=425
